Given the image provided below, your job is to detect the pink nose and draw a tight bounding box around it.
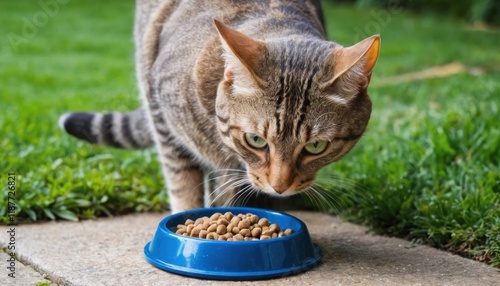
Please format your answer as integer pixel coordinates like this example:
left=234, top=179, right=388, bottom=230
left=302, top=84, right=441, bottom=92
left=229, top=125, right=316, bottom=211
left=272, top=185, right=289, bottom=194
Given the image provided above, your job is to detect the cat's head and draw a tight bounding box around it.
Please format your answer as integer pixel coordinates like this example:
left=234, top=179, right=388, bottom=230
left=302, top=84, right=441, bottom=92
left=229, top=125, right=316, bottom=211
left=213, top=20, right=380, bottom=196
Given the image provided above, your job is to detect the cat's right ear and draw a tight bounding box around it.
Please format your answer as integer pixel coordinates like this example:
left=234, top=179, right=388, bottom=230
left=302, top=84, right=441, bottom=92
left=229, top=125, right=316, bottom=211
left=213, top=19, right=267, bottom=86
left=322, top=35, right=380, bottom=92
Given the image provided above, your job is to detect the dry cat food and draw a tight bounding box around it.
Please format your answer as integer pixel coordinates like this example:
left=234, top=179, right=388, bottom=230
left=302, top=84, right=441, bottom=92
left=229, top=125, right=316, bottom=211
left=175, top=212, right=293, bottom=241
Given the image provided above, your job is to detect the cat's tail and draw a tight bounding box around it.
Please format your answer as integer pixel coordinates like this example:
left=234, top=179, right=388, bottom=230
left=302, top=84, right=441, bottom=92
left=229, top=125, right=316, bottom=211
left=58, top=108, right=153, bottom=149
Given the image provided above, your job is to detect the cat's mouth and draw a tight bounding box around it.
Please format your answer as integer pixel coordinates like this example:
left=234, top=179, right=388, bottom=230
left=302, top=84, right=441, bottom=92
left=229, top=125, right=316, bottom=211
left=248, top=172, right=315, bottom=197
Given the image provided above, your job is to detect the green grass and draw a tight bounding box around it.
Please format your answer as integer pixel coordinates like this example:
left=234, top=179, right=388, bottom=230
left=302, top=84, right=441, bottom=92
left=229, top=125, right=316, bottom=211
left=1, top=1, right=499, bottom=266
left=320, top=1, right=500, bottom=266
left=0, top=0, right=167, bottom=221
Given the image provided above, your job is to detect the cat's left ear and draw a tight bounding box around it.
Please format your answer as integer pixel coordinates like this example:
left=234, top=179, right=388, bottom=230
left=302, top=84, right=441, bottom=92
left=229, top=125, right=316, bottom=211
left=213, top=19, right=267, bottom=86
left=324, top=35, right=380, bottom=88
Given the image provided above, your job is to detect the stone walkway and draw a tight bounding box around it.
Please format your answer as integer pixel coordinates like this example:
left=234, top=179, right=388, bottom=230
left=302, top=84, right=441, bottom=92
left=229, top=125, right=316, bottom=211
left=1, top=211, right=498, bottom=285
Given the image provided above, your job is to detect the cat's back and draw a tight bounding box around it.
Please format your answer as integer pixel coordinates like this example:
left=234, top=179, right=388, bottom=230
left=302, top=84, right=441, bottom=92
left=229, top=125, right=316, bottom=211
left=164, top=0, right=323, bottom=38
left=142, top=0, right=325, bottom=74
left=147, top=0, right=269, bottom=66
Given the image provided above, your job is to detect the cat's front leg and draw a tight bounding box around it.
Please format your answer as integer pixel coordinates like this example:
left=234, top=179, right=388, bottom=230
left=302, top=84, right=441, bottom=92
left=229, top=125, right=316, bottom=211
left=156, top=138, right=204, bottom=213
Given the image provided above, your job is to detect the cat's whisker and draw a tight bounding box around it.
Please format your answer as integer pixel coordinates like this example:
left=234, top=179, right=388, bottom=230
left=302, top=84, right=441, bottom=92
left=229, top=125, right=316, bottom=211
left=314, top=185, right=344, bottom=213
left=192, top=169, right=245, bottom=198
left=303, top=188, right=322, bottom=211
left=204, top=170, right=247, bottom=188
left=209, top=185, right=244, bottom=207
left=206, top=176, right=240, bottom=197
left=315, top=175, right=371, bottom=202
left=320, top=178, right=368, bottom=195
left=228, top=186, right=250, bottom=207
left=316, top=174, right=367, bottom=190
left=209, top=187, right=235, bottom=207
left=205, top=172, right=247, bottom=184
left=241, top=186, right=258, bottom=206
left=209, top=176, right=251, bottom=207
left=315, top=176, right=370, bottom=213
left=205, top=175, right=247, bottom=189
left=223, top=185, right=252, bottom=207
left=207, top=176, right=246, bottom=206
left=307, top=186, right=336, bottom=213
left=310, top=186, right=337, bottom=213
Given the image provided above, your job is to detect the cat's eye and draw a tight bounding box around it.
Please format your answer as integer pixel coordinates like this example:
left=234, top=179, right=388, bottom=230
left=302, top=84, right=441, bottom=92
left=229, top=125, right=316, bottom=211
left=244, top=133, right=267, bottom=149
left=304, top=140, right=328, bottom=155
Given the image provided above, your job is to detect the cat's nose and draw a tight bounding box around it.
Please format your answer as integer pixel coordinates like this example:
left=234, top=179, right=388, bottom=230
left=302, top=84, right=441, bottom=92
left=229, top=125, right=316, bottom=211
left=272, top=184, right=289, bottom=194
left=268, top=160, right=294, bottom=194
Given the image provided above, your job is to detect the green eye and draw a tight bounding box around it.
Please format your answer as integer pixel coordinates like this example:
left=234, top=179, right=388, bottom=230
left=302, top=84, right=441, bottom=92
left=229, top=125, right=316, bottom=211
left=244, top=133, right=267, bottom=149
left=304, top=140, right=328, bottom=155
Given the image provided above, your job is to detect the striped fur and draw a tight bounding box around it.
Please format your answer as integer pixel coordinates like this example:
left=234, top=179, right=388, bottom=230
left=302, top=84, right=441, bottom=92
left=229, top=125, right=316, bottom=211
left=59, top=108, right=153, bottom=148
left=59, top=0, right=380, bottom=213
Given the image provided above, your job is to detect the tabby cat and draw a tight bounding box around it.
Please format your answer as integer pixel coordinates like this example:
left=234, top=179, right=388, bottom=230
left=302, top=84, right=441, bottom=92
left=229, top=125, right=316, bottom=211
left=59, top=0, right=380, bottom=213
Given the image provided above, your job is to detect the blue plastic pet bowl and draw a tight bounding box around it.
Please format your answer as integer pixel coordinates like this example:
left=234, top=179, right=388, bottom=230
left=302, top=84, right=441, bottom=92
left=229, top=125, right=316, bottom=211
left=144, top=207, right=321, bottom=280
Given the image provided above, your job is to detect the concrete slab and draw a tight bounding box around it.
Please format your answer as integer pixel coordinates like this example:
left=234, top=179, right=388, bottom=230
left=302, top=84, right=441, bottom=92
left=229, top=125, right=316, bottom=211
left=0, top=251, right=53, bottom=285
left=1, top=211, right=498, bottom=286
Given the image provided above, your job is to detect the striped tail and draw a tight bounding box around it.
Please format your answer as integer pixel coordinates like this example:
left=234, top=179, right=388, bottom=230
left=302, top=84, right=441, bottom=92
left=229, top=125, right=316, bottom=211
left=58, top=108, right=153, bottom=149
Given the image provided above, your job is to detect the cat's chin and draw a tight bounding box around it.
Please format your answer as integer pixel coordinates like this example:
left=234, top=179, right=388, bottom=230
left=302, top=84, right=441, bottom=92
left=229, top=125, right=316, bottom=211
left=259, top=188, right=298, bottom=197
left=249, top=180, right=309, bottom=198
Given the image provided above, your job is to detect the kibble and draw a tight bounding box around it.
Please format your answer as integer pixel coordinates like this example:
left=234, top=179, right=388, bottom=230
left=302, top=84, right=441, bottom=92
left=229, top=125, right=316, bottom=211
left=240, top=228, right=251, bottom=237
left=224, top=211, right=234, bottom=221
left=207, top=224, right=217, bottom=233
left=199, top=230, right=208, bottom=238
left=238, top=218, right=251, bottom=229
left=191, top=226, right=202, bottom=237
left=202, top=221, right=210, bottom=230
left=207, top=232, right=219, bottom=240
left=258, top=218, right=270, bottom=227
left=186, top=224, right=195, bottom=234
left=267, top=230, right=278, bottom=237
left=217, top=218, right=230, bottom=226
left=233, top=233, right=244, bottom=241
left=210, top=213, right=221, bottom=221
left=231, top=226, right=240, bottom=235
left=231, top=216, right=241, bottom=224
left=251, top=227, right=262, bottom=237
left=175, top=212, right=293, bottom=241
left=216, top=224, right=227, bottom=235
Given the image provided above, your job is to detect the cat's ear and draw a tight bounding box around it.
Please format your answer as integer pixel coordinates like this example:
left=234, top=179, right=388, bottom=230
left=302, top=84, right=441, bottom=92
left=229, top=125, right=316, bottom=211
left=213, top=19, right=267, bottom=86
left=324, top=35, right=380, bottom=89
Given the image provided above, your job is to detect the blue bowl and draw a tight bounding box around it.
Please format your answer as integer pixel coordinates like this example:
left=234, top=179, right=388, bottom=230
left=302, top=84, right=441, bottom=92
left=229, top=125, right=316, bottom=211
left=144, top=207, right=321, bottom=280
